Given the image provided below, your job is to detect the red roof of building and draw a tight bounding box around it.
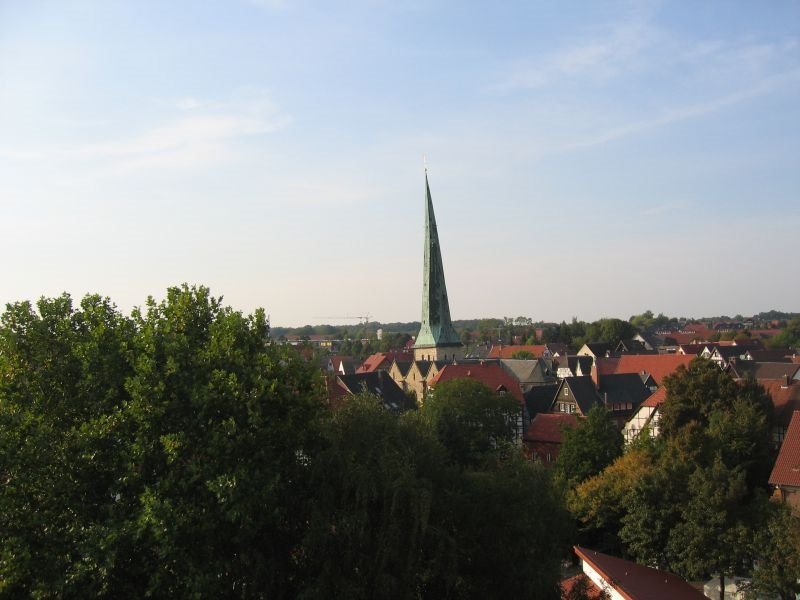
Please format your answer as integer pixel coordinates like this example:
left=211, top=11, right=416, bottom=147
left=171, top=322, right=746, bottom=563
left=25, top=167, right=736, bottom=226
left=487, top=344, right=547, bottom=359
left=596, top=355, right=694, bottom=385
left=560, top=574, right=605, bottom=599
left=769, top=411, right=800, bottom=488
left=525, top=413, right=578, bottom=443
left=429, top=363, right=524, bottom=402
left=574, top=546, right=706, bottom=600
left=325, top=376, right=351, bottom=411
left=356, top=351, right=414, bottom=373
left=641, top=386, right=667, bottom=408
left=762, top=380, right=800, bottom=427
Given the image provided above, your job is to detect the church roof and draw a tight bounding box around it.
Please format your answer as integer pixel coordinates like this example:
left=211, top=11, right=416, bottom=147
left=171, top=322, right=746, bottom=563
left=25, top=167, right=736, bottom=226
left=414, top=172, right=461, bottom=349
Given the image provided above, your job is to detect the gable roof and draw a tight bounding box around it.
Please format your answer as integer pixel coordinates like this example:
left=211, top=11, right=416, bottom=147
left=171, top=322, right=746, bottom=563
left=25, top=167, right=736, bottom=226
left=769, top=411, right=800, bottom=488
left=728, top=361, right=800, bottom=381
left=596, top=354, right=694, bottom=385
left=580, top=342, right=615, bottom=358
left=390, top=359, right=413, bottom=377
left=599, top=373, right=653, bottom=409
left=746, top=349, right=796, bottom=362
left=763, top=380, right=800, bottom=427
left=546, top=342, right=569, bottom=356
left=337, top=371, right=415, bottom=412
left=488, top=344, right=547, bottom=359
left=574, top=546, right=706, bottom=600
left=524, top=383, right=560, bottom=418
left=500, top=358, right=555, bottom=385
left=329, top=355, right=356, bottom=374
left=357, top=351, right=414, bottom=373
left=429, top=363, right=524, bottom=402
left=525, top=413, right=578, bottom=443
left=556, top=355, right=594, bottom=376
left=560, top=574, right=606, bottom=599
left=555, top=376, right=602, bottom=415
left=641, top=386, right=667, bottom=408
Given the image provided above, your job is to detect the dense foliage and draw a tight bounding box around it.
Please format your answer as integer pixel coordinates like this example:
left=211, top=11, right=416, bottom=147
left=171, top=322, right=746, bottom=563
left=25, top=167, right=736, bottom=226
left=555, top=405, right=623, bottom=489
left=0, top=287, right=571, bottom=599
left=569, top=359, right=781, bottom=596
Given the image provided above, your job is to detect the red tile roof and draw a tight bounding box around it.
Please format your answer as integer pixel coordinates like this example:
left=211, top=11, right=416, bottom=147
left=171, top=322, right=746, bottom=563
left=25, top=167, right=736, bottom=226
left=560, top=574, right=605, bottom=599
left=596, top=355, right=694, bottom=385
left=769, top=411, right=800, bottom=488
left=356, top=351, right=414, bottom=373
left=429, top=363, right=524, bottom=402
left=487, top=344, right=547, bottom=359
left=525, top=413, right=578, bottom=443
left=762, top=381, right=800, bottom=427
left=574, top=546, right=706, bottom=600
left=641, top=386, right=667, bottom=408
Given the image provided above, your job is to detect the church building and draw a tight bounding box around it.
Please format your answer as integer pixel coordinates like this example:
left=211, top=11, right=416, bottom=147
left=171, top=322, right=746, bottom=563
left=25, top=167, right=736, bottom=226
left=412, top=172, right=464, bottom=363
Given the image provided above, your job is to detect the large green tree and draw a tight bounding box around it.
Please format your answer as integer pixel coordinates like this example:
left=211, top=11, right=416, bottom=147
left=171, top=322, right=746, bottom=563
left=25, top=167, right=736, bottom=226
left=555, top=405, right=623, bottom=489
left=420, top=378, right=522, bottom=468
left=0, top=286, right=326, bottom=598
left=566, top=359, right=777, bottom=598
left=0, top=287, right=574, bottom=599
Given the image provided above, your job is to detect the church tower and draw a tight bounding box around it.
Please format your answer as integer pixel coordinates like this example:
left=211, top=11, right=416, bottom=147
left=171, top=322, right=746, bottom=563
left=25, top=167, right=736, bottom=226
left=413, top=171, right=464, bottom=362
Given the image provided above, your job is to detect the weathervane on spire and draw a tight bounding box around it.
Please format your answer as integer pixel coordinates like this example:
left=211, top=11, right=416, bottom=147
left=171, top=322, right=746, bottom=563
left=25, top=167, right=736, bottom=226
left=423, top=154, right=427, bottom=173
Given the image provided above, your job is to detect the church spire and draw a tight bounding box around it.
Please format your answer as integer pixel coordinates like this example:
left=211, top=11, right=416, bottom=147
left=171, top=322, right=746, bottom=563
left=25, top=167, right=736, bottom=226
left=413, top=170, right=462, bottom=361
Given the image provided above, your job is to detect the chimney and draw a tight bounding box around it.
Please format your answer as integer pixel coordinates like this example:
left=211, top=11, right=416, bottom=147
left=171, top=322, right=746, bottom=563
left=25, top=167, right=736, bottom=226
left=591, top=361, right=600, bottom=389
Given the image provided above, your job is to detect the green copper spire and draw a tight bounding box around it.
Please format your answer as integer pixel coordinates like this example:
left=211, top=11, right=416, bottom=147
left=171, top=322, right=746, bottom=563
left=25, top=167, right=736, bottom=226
left=414, top=171, right=462, bottom=351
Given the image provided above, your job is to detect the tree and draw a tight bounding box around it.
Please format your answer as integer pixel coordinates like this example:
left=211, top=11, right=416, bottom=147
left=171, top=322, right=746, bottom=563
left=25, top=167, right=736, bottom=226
left=300, top=394, right=451, bottom=599
left=511, top=350, right=534, bottom=359
left=569, top=447, right=652, bottom=554
left=0, top=287, right=575, bottom=598
left=665, top=458, right=755, bottom=596
left=747, top=503, right=800, bottom=600
left=769, top=317, right=800, bottom=349
left=555, top=405, right=623, bottom=489
left=300, top=394, right=571, bottom=599
left=614, top=359, right=776, bottom=596
left=420, top=378, right=521, bottom=467
left=0, top=286, right=326, bottom=597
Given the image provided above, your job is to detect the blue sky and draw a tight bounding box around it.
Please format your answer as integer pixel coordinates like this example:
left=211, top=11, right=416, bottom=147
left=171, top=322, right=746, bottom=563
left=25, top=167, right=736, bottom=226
left=1, top=0, right=798, bottom=326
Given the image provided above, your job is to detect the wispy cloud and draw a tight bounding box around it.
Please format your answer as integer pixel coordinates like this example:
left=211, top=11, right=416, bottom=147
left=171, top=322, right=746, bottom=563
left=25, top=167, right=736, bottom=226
left=7, top=89, right=290, bottom=177
left=550, top=68, right=800, bottom=153
left=490, top=17, right=658, bottom=92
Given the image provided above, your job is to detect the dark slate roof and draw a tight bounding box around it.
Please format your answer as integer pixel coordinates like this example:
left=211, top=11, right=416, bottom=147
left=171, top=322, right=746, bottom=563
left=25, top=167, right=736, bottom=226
left=413, top=360, right=433, bottom=376
left=599, top=373, right=653, bottom=410
left=546, top=342, right=569, bottom=356
left=392, top=360, right=413, bottom=377
left=557, top=376, right=602, bottom=415
left=574, top=547, right=706, bottom=600
left=745, top=349, right=796, bottom=363
left=557, top=355, right=594, bottom=375
left=714, top=346, right=750, bottom=360
left=728, top=361, right=800, bottom=381
left=338, top=371, right=415, bottom=412
left=524, top=383, right=560, bottom=418
left=584, top=342, right=615, bottom=357
left=500, top=358, right=556, bottom=385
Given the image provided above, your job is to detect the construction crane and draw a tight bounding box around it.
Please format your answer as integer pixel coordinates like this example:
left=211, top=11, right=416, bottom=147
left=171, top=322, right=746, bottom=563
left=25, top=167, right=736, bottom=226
left=313, top=314, right=372, bottom=326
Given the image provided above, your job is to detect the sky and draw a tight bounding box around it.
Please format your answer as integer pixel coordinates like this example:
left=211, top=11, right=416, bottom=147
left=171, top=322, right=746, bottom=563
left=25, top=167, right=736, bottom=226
left=1, top=0, right=798, bottom=327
